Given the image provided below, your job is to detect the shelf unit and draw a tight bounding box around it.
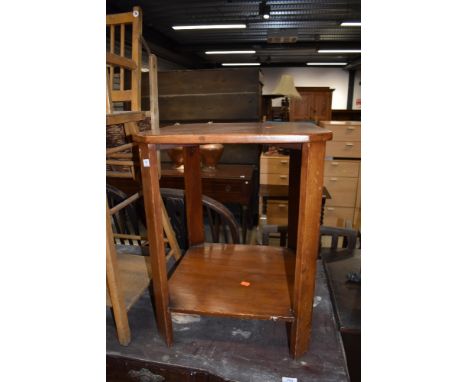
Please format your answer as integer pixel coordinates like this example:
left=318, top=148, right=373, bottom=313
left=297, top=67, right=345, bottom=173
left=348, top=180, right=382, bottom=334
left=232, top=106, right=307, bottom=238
left=134, top=121, right=332, bottom=359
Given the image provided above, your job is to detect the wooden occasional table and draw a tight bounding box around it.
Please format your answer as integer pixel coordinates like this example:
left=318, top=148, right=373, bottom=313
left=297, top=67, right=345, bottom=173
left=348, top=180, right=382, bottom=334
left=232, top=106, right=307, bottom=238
left=159, top=163, right=255, bottom=243
left=134, top=121, right=332, bottom=359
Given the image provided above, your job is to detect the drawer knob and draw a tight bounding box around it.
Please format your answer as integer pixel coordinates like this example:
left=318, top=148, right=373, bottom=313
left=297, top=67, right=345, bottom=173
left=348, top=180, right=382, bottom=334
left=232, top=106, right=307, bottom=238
left=280, top=160, right=288, bottom=164
left=345, top=142, right=354, bottom=147
left=327, top=207, right=335, bottom=211
left=279, top=175, right=287, bottom=179
left=225, top=185, right=231, bottom=192
left=330, top=177, right=338, bottom=181
left=278, top=204, right=287, bottom=208
left=331, top=162, right=339, bottom=166
left=346, top=126, right=356, bottom=130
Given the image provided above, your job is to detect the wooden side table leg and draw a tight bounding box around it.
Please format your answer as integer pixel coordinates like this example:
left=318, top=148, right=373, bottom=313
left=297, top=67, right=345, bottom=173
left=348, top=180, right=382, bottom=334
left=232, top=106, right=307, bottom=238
left=290, top=141, right=326, bottom=358
left=183, top=146, right=205, bottom=246
left=287, top=148, right=302, bottom=251
left=139, top=143, right=173, bottom=346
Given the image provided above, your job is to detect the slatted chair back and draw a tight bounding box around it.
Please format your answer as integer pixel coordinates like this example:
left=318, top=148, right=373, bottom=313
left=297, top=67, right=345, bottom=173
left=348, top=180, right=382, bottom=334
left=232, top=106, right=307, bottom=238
left=106, top=6, right=142, bottom=112
left=160, top=188, right=241, bottom=249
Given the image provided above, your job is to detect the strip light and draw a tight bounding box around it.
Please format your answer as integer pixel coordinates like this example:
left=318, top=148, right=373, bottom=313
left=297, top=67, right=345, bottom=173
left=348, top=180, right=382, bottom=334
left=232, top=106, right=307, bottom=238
left=222, top=63, right=260, bottom=66
left=172, top=24, right=246, bottom=30
left=318, top=49, right=361, bottom=53
left=206, top=50, right=256, bottom=54
left=341, top=22, right=361, bottom=27
left=307, top=62, right=347, bottom=66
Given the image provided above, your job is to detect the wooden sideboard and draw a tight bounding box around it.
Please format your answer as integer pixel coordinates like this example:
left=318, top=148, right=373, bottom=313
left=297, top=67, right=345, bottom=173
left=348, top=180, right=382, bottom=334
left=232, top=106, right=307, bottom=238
left=289, top=87, right=334, bottom=122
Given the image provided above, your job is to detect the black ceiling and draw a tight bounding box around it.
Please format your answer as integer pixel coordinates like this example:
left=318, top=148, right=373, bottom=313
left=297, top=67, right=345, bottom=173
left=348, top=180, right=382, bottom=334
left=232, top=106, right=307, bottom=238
left=106, top=0, right=361, bottom=69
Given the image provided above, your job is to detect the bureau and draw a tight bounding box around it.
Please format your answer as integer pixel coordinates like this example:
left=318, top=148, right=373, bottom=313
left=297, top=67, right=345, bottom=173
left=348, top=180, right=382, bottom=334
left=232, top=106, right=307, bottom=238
left=260, top=121, right=361, bottom=229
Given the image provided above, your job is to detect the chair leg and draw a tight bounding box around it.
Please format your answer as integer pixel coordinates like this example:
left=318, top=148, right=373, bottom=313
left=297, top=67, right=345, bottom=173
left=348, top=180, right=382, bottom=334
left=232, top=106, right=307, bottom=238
left=106, top=203, right=131, bottom=346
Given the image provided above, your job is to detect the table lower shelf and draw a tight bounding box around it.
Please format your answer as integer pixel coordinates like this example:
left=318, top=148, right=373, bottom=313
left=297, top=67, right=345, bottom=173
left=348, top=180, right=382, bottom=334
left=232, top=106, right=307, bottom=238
left=168, top=244, right=296, bottom=321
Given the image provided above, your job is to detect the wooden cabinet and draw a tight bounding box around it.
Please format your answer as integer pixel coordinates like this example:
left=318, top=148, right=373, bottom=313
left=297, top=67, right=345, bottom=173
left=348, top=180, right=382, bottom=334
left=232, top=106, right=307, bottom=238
left=289, top=87, right=334, bottom=122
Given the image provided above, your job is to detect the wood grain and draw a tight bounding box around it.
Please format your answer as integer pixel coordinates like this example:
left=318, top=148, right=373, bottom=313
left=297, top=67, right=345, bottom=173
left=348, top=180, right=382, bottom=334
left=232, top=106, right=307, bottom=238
left=182, top=146, right=204, bottom=245
left=290, top=141, right=326, bottom=358
left=139, top=143, right=173, bottom=346
left=169, top=244, right=295, bottom=320
left=134, top=122, right=332, bottom=145
left=287, top=148, right=302, bottom=250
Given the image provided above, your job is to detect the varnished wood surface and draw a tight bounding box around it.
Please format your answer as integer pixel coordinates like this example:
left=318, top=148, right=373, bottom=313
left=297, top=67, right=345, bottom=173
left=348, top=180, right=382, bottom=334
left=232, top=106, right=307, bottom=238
left=134, top=122, right=332, bottom=145
left=107, top=261, right=349, bottom=382
left=169, top=244, right=295, bottom=321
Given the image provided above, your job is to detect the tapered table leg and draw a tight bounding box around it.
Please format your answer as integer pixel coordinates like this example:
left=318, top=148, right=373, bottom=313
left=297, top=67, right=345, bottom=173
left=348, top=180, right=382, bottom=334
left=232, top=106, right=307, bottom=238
left=290, top=141, right=326, bottom=358
left=139, top=143, right=173, bottom=346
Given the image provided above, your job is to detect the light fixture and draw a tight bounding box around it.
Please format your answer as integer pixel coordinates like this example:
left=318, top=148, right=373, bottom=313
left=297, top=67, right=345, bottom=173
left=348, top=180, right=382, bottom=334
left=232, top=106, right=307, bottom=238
left=318, top=49, right=361, bottom=53
left=222, top=63, right=261, bottom=66
left=259, top=1, right=270, bottom=20
left=341, top=21, right=361, bottom=27
left=307, top=62, right=347, bottom=66
left=206, top=50, right=256, bottom=54
left=172, top=24, right=246, bottom=30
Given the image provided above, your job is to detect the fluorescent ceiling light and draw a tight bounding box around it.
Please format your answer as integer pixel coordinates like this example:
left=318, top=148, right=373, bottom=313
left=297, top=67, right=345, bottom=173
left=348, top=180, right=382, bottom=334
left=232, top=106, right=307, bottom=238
left=341, top=22, right=361, bottom=27
left=318, top=49, right=361, bottom=53
left=222, top=63, right=260, bottom=66
left=206, top=50, right=256, bottom=55
left=172, top=24, right=246, bottom=30
left=307, top=62, right=347, bottom=66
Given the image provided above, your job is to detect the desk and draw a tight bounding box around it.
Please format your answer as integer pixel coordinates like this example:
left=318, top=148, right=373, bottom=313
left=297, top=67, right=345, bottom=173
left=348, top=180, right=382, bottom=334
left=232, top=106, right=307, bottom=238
left=135, top=121, right=332, bottom=358
left=159, top=163, right=255, bottom=243
left=322, top=248, right=361, bottom=381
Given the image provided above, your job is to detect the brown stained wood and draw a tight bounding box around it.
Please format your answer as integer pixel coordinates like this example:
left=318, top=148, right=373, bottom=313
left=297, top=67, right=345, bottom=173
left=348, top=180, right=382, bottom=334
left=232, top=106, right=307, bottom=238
left=106, top=52, right=137, bottom=70
left=139, top=143, right=173, bottom=346
left=182, top=146, right=204, bottom=245
left=131, top=6, right=142, bottom=111
left=120, top=25, right=125, bottom=91
left=134, top=122, right=332, bottom=145
left=109, top=191, right=141, bottom=215
left=290, top=141, right=327, bottom=358
left=287, top=148, right=302, bottom=250
left=111, top=89, right=132, bottom=102
left=106, top=202, right=131, bottom=346
left=106, top=11, right=135, bottom=25
left=105, top=253, right=152, bottom=310
left=123, top=121, right=140, bottom=136
left=110, top=25, right=115, bottom=90
left=169, top=244, right=295, bottom=320
left=106, top=111, right=146, bottom=125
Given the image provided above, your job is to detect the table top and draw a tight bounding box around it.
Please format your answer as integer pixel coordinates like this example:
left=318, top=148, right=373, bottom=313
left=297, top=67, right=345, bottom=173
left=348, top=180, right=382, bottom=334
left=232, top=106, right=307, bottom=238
left=321, top=248, right=361, bottom=333
left=134, top=121, right=333, bottom=145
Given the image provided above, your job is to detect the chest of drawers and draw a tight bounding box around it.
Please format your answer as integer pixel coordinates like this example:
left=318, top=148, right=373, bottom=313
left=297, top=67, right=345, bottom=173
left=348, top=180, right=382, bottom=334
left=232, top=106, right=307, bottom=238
left=260, top=121, right=361, bottom=229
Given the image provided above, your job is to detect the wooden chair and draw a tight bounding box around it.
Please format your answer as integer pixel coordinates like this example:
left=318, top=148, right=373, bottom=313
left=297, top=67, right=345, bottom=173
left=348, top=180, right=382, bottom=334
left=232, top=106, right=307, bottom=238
left=106, top=7, right=181, bottom=346
left=261, top=225, right=358, bottom=250
left=160, top=188, right=241, bottom=250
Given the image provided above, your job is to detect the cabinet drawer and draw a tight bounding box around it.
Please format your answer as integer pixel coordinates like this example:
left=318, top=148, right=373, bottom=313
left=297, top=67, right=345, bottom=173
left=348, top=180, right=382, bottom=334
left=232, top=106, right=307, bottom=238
left=266, top=200, right=288, bottom=226
left=260, top=155, right=290, bottom=175
left=324, top=160, right=360, bottom=177
left=323, top=206, right=354, bottom=228
left=324, top=177, right=358, bottom=207
left=260, top=173, right=289, bottom=186
left=326, top=141, right=361, bottom=158
left=320, top=121, right=361, bottom=141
